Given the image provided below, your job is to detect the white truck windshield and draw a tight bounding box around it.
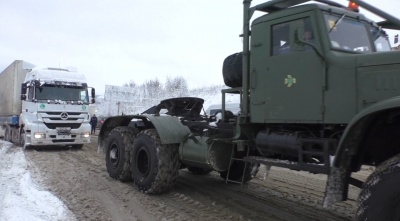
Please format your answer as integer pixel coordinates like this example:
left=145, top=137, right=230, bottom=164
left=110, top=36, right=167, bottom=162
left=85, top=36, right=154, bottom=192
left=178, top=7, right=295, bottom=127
left=35, top=85, right=89, bottom=103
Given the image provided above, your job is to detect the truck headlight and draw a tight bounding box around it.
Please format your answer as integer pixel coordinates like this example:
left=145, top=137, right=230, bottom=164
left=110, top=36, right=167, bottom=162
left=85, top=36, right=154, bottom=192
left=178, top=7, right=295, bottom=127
left=34, top=132, right=46, bottom=139
left=82, top=132, right=90, bottom=138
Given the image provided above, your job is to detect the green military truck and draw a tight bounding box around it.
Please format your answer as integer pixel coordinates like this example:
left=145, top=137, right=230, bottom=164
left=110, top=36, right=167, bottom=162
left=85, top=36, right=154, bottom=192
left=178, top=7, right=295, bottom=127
left=98, top=0, right=400, bottom=219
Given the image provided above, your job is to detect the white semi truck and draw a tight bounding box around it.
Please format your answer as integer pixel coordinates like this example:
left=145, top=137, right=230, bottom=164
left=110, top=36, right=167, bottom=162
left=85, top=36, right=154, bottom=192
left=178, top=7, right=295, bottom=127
left=0, top=60, right=95, bottom=149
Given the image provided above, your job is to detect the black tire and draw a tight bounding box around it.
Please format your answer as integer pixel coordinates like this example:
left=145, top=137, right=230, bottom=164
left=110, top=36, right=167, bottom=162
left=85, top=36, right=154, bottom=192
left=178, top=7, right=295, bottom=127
left=19, top=129, right=27, bottom=149
left=105, top=126, right=137, bottom=181
left=131, top=129, right=180, bottom=194
left=187, top=167, right=213, bottom=175
left=73, top=144, right=84, bottom=149
left=19, top=130, right=24, bottom=147
left=4, top=126, right=11, bottom=142
left=222, top=52, right=243, bottom=88
left=357, top=153, right=400, bottom=221
left=220, top=161, right=260, bottom=183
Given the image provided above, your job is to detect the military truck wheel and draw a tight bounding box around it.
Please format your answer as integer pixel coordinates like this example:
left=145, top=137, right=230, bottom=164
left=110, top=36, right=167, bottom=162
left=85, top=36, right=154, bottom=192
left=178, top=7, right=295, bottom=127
left=131, top=129, right=180, bottom=194
left=187, top=167, right=213, bottom=175
left=222, top=52, right=243, bottom=88
left=105, top=126, right=137, bottom=181
left=220, top=161, right=260, bottom=183
left=357, top=153, right=400, bottom=221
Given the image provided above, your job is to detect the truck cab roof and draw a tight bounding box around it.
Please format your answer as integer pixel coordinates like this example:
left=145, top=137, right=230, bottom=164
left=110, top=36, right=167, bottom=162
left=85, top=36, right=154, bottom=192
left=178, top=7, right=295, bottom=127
left=26, top=68, right=87, bottom=84
left=252, top=2, right=368, bottom=26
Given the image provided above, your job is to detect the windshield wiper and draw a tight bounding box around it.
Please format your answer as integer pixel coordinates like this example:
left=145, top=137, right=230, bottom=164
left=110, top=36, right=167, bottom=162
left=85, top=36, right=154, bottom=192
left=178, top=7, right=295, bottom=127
left=329, top=13, right=347, bottom=33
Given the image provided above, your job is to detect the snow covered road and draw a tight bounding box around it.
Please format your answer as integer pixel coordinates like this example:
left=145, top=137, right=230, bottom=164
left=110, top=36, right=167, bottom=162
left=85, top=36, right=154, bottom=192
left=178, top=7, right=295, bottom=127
left=0, top=141, right=75, bottom=221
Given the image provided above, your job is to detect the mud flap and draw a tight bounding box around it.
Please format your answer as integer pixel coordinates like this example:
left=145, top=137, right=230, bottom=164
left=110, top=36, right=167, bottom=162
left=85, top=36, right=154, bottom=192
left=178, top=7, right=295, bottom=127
left=322, top=166, right=350, bottom=207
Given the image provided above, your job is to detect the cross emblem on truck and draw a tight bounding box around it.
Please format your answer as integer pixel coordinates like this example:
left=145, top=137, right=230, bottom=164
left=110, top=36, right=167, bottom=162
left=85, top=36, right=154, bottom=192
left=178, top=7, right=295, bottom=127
left=284, top=75, right=297, bottom=87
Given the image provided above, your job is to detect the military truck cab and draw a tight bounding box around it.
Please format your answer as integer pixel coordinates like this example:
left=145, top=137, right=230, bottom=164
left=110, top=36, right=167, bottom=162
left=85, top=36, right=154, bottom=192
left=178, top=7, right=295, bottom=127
left=224, top=0, right=400, bottom=220
left=245, top=2, right=394, bottom=124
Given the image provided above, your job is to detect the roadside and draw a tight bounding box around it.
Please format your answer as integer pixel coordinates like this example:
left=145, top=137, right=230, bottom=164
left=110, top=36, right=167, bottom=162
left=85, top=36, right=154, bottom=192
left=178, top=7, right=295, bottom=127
left=0, top=140, right=75, bottom=221
left=1, top=135, right=371, bottom=221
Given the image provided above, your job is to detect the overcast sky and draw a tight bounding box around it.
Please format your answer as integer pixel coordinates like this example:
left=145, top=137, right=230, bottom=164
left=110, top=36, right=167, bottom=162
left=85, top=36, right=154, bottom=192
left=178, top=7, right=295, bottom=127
left=1, top=0, right=399, bottom=95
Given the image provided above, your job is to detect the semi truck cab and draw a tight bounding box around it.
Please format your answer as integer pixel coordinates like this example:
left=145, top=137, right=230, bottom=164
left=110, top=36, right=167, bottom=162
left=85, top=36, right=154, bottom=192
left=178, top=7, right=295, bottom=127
left=18, top=67, right=95, bottom=148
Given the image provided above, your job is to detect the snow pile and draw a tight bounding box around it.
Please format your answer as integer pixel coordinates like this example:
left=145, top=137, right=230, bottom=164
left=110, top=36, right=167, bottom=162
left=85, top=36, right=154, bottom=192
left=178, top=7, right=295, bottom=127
left=96, top=84, right=241, bottom=117
left=0, top=141, right=75, bottom=221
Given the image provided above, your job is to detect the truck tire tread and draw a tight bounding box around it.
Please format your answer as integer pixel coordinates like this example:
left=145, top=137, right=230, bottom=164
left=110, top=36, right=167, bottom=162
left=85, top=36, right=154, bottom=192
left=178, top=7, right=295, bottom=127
left=131, top=129, right=180, bottom=194
left=357, top=153, right=400, bottom=220
left=105, top=126, right=137, bottom=181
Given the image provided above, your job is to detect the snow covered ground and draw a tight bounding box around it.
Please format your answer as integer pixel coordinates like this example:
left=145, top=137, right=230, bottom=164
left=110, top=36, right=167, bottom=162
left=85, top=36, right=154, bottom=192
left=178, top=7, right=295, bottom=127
left=0, top=86, right=241, bottom=221
left=0, top=140, right=75, bottom=221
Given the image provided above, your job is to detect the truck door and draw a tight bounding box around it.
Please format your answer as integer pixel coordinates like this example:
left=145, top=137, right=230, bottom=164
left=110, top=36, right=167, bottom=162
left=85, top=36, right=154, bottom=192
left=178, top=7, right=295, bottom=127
left=250, top=13, right=324, bottom=123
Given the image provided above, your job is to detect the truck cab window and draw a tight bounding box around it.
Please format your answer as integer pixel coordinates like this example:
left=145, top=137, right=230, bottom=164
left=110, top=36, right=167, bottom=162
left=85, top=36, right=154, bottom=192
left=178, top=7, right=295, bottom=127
left=272, top=17, right=314, bottom=56
left=370, top=26, right=391, bottom=52
left=324, top=13, right=372, bottom=53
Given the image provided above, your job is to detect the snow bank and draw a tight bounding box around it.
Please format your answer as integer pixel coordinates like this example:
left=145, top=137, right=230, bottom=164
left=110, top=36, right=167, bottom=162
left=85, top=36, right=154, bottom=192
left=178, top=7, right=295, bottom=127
left=0, top=141, right=75, bottom=221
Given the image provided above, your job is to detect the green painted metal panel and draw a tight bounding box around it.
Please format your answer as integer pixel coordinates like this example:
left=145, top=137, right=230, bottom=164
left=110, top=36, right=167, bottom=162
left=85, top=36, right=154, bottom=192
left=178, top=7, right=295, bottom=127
left=250, top=11, right=324, bottom=123
left=146, top=115, right=190, bottom=144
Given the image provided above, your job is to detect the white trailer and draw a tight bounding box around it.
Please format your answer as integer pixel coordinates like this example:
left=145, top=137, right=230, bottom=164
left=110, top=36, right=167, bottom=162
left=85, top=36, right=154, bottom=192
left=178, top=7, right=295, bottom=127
left=0, top=60, right=95, bottom=149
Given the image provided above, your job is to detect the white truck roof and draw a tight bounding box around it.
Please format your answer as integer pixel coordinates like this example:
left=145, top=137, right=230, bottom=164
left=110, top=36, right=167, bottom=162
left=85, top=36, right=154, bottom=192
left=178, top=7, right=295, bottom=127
left=26, top=68, right=87, bottom=84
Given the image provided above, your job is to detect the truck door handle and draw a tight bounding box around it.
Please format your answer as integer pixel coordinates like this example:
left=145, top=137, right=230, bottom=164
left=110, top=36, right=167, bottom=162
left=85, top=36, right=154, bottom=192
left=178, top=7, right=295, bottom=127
left=251, top=69, right=257, bottom=89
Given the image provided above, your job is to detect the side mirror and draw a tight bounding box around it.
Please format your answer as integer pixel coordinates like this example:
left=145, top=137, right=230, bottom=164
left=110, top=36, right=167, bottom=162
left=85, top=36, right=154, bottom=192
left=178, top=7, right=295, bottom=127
left=290, top=21, right=305, bottom=51
left=34, top=80, right=41, bottom=87
left=21, top=83, right=27, bottom=101
left=91, top=88, right=95, bottom=103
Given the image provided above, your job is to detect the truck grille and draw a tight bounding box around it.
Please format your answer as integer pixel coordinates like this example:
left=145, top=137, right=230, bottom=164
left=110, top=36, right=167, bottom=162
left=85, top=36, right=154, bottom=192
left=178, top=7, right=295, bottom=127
left=52, top=139, right=75, bottom=143
left=44, top=123, right=81, bottom=129
left=39, top=111, right=87, bottom=129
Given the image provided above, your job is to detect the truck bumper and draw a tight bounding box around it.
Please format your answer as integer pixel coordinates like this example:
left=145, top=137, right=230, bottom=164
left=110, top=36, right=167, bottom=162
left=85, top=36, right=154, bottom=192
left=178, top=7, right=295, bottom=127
left=27, top=128, right=91, bottom=147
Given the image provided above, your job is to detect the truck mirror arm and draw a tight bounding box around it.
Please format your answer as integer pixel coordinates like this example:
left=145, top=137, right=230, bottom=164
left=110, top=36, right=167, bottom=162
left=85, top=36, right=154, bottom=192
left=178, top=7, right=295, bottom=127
left=294, top=30, right=328, bottom=90
left=295, top=30, right=325, bottom=62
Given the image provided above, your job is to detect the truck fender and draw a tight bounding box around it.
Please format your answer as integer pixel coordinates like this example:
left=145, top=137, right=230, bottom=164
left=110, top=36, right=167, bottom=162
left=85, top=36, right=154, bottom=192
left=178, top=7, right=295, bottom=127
left=144, top=115, right=191, bottom=144
left=98, top=115, right=190, bottom=153
left=323, top=96, right=400, bottom=207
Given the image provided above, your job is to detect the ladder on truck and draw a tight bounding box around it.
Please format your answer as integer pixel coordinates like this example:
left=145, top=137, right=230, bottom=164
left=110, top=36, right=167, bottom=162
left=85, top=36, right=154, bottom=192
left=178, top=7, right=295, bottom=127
left=225, top=140, right=252, bottom=185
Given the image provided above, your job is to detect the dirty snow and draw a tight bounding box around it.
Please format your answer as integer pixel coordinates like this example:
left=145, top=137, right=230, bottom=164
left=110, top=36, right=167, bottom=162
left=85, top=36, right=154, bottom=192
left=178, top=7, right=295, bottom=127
left=0, top=140, right=75, bottom=221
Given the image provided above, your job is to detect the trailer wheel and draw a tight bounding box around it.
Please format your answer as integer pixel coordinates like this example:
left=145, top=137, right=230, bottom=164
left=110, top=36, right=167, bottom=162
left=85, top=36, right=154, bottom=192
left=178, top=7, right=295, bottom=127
left=4, top=126, right=11, bottom=142
left=187, top=167, right=213, bottom=175
left=357, top=153, right=400, bottom=221
left=131, top=129, right=180, bottom=194
left=105, top=126, right=137, bottom=181
left=220, top=161, right=260, bottom=183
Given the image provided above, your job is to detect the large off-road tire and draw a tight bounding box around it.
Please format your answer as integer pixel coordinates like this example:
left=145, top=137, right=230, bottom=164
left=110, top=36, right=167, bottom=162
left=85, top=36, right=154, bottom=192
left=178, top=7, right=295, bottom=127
left=187, top=166, right=213, bottom=175
left=222, top=52, right=243, bottom=88
left=357, top=153, right=400, bottom=220
left=105, top=126, right=137, bottom=181
left=131, top=129, right=180, bottom=194
left=220, top=161, right=260, bottom=183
